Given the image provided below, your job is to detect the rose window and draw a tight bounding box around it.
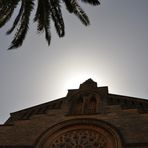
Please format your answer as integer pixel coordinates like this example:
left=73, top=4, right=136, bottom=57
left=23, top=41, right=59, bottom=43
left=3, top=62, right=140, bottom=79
left=50, top=129, right=107, bottom=148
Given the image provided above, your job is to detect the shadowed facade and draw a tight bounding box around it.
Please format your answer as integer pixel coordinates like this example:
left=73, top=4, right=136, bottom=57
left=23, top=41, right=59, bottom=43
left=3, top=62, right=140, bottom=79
left=0, top=79, right=148, bottom=147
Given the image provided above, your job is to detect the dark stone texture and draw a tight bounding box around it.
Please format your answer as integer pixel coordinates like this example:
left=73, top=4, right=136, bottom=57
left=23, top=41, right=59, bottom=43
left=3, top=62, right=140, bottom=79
left=0, top=79, right=148, bottom=148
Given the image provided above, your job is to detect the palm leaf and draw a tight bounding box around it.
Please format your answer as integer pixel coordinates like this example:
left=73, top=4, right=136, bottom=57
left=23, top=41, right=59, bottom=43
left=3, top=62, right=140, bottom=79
left=63, top=0, right=90, bottom=26
left=34, top=0, right=45, bottom=31
left=7, top=1, right=24, bottom=35
left=9, top=0, right=34, bottom=49
left=81, top=0, right=100, bottom=5
left=72, top=1, right=90, bottom=26
left=0, top=0, right=100, bottom=49
left=0, top=0, right=20, bottom=28
left=34, top=0, right=51, bottom=45
left=43, top=0, right=51, bottom=45
left=50, top=0, right=65, bottom=37
left=62, top=0, right=74, bottom=13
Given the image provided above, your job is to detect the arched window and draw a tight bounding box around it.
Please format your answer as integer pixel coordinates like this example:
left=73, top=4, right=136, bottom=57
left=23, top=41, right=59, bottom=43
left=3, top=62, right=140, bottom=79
left=88, top=96, right=97, bottom=114
left=84, top=95, right=97, bottom=114
left=74, top=96, right=83, bottom=114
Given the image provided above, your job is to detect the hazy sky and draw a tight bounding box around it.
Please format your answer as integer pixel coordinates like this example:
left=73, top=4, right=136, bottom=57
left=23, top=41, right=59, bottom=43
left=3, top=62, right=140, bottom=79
left=0, top=0, right=148, bottom=123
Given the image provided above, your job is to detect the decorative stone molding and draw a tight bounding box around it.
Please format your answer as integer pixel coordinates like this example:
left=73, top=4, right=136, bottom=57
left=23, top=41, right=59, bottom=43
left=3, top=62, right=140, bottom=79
left=68, top=91, right=103, bottom=115
left=35, top=119, right=123, bottom=148
left=50, top=128, right=107, bottom=148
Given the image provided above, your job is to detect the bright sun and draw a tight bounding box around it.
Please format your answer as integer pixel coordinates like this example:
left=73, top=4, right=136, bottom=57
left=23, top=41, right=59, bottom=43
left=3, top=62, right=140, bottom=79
left=63, top=71, right=100, bottom=90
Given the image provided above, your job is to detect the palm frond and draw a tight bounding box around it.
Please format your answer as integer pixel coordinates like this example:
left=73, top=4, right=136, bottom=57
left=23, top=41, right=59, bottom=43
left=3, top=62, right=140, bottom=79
left=9, top=0, right=34, bottom=49
left=0, top=0, right=100, bottom=49
left=34, top=0, right=45, bottom=31
left=34, top=0, right=51, bottom=45
left=43, top=0, right=51, bottom=45
left=73, top=1, right=90, bottom=26
left=62, top=0, right=74, bottom=13
left=81, top=0, right=100, bottom=5
left=63, top=0, right=90, bottom=26
left=7, top=1, right=24, bottom=35
left=0, top=0, right=20, bottom=28
left=44, top=15, right=51, bottom=45
left=50, top=0, right=65, bottom=37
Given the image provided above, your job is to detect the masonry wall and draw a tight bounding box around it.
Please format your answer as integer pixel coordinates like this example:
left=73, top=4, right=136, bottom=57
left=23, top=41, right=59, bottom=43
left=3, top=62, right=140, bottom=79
left=0, top=100, right=148, bottom=148
left=0, top=80, right=148, bottom=148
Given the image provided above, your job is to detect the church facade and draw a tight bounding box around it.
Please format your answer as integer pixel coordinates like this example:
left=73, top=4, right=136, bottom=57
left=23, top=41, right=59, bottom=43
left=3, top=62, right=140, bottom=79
left=0, top=79, right=148, bottom=148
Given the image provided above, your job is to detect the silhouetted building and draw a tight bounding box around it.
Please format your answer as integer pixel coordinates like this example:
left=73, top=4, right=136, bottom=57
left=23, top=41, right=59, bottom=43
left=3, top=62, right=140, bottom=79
left=0, top=79, right=148, bottom=148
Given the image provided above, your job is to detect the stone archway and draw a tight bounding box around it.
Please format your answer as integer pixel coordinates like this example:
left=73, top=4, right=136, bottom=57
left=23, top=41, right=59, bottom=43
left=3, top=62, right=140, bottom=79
left=35, top=119, right=123, bottom=148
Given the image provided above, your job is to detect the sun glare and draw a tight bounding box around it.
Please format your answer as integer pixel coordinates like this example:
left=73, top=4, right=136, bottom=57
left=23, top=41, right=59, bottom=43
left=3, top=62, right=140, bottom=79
left=63, top=71, right=100, bottom=90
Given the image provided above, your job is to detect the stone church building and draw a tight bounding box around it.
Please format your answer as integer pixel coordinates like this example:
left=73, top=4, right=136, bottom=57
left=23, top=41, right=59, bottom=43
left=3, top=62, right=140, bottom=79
left=0, top=79, right=148, bottom=148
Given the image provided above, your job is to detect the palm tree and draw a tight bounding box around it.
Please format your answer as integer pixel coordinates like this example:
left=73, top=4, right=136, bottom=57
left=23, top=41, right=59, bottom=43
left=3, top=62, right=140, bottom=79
left=0, top=0, right=100, bottom=49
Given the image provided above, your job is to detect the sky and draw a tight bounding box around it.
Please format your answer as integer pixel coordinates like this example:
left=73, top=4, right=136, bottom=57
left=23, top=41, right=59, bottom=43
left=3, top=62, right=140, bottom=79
left=0, top=0, right=148, bottom=124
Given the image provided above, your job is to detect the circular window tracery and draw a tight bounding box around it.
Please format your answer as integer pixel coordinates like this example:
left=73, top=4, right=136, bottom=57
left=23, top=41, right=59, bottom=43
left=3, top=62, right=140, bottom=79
left=50, top=129, right=107, bottom=148
left=36, top=119, right=123, bottom=148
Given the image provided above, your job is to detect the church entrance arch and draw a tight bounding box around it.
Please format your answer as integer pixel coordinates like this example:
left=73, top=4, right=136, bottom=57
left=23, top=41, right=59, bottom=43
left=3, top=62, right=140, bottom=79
left=35, top=119, right=123, bottom=148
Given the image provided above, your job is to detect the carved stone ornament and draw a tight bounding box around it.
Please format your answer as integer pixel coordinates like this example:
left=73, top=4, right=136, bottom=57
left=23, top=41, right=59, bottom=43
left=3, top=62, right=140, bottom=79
left=50, top=129, right=107, bottom=148
left=35, top=119, right=123, bottom=148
